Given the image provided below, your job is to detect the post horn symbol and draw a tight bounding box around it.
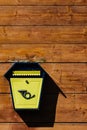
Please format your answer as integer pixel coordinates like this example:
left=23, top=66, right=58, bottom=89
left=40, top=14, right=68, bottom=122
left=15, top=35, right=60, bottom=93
left=18, top=90, right=35, bottom=100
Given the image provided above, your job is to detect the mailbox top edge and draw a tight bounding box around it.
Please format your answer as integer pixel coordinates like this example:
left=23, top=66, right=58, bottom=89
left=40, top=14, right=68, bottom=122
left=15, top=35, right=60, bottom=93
left=4, top=62, right=45, bottom=81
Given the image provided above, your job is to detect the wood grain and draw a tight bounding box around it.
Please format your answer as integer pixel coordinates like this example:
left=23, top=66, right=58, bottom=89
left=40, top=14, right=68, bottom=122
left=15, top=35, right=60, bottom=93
left=0, top=94, right=87, bottom=122
left=0, top=123, right=87, bottom=130
left=1, top=63, right=87, bottom=93
left=0, top=0, right=86, bottom=5
left=0, top=26, right=86, bottom=43
left=0, top=6, right=86, bottom=25
left=0, top=44, right=87, bottom=62
left=0, top=123, right=28, bottom=130
left=0, top=0, right=86, bottom=128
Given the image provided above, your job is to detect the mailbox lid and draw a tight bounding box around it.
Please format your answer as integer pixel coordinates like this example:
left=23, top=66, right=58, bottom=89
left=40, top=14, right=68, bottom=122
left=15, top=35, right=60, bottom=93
left=4, top=62, right=45, bottom=80
left=10, top=78, right=43, bottom=110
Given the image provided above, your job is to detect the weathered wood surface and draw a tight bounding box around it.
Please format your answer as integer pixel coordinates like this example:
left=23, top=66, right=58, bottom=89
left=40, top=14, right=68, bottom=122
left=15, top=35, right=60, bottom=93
left=0, top=94, right=87, bottom=122
left=0, top=6, right=86, bottom=25
left=0, top=124, right=87, bottom=130
left=0, top=44, right=87, bottom=62
left=0, top=0, right=86, bottom=5
left=1, top=63, right=87, bottom=93
left=0, top=26, right=86, bottom=43
left=0, top=0, right=87, bottom=129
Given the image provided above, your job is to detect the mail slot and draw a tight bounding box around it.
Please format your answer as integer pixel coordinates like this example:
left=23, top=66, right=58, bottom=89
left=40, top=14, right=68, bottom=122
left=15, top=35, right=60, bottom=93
left=4, top=62, right=45, bottom=110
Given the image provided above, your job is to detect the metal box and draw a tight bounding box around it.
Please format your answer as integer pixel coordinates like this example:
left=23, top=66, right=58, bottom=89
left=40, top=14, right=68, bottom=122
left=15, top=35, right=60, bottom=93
left=4, top=62, right=45, bottom=110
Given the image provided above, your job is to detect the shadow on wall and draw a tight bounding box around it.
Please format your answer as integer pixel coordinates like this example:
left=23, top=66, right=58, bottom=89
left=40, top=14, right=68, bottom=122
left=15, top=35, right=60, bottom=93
left=16, top=72, right=66, bottom=127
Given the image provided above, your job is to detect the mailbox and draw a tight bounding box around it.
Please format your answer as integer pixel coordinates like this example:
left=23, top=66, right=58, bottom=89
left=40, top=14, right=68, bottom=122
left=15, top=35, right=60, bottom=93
left=4, top=62, right=45, bottom=110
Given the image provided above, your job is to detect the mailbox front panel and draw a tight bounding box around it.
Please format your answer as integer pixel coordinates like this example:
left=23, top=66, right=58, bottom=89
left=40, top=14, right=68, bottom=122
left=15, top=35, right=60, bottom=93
left=10, top=78, right=43, bottom=109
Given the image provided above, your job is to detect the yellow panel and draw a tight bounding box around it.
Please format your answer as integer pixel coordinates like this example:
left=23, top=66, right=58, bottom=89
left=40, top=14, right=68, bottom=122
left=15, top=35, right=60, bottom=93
left=10, top=78, right=43, bottom=109
left=12, top=71, right=40, bottom=76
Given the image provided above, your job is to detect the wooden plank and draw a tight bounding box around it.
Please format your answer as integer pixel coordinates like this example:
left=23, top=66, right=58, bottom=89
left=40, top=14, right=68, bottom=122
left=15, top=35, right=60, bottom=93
left=0, top=123, right=28, bottom=130
left=0, top=0, right=86, bottom=5
left=42, top=63, right=87, bottom=93
left=0, top=94, right=87, bottom=122
left=0, top=123, right=87, bottom=130
left=0, top=44, right=87, bottom=62
left=1, top=63, right=87, bottom=93
left=0, top=26, right=86, bottom=43
left=56, top=94, right=87, bottom=122
left=0, top=6, right=69, bottom=25
left=71, top=6, right=87, bottom=13
left=0, top=6, right=86, bottom=25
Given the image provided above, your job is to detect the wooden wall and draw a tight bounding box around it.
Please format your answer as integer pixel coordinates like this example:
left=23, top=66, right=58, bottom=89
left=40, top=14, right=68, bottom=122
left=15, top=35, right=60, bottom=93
left=0, top=0, right=87, bottom=129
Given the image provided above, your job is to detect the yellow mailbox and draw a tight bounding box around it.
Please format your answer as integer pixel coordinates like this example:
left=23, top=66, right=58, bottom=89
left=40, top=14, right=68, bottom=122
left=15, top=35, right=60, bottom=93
left=4, top=62, right=45, bottom=110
